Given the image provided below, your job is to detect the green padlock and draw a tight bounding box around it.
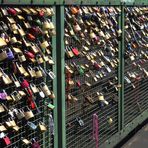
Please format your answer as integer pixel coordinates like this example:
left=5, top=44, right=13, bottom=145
left=47, top=103, right=55, bottom=110
left=35, top=19, right=42, bottom=26
left=45, top=101, right=55, bottom=110
left=78, top=66, right=84, bottom=75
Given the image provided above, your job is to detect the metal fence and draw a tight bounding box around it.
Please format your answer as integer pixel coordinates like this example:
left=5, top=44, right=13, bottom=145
left=0, top=1, right=147, bottom=148
left=65, top=6, right=120, bottom=148
left=0, top=6, right=55, bottom=148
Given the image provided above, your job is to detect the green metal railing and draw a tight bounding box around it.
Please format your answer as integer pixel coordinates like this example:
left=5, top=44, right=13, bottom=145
left=0, top=1, right=147, bottom=148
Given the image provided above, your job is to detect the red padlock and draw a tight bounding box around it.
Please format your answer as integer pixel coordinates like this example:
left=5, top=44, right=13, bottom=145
left=72, top=47, right=79, bottom=56
left=135, top=76, right=141, bottom=81
left=25, top=51, right=35, bottom=59
left=20, top=78, right=30, bottom=88
left=28, top=96, right=36, bottom=109
left=7, top=8, right=17, bottom=15
left=30, top=27, right=43, bottom=36
left=76, top=80, right=81, bottom=88
left=39, top=10, right=44, bottom=17
left=32, top=140, right=40, bottom=148
left=94, top=62, right=101, bottom=70
left=3, top=136, right=11, bottom=146
left=27, top=33, right=36, bottom=41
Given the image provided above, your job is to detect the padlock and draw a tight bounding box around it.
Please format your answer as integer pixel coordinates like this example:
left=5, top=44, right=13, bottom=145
left=46, top=70, right=56, bottom=80
left=22, top=138, right=31, bottom=145
left=24, top=107, right=34, bottom=120
left=2, top=136, right=11, bottom=146
left=65, top=47, right=74, bottom=58
left=18, top=53, right=26, bottom=62
left=2, top=72, right=12, bottom=85
left=0, top=124, right=7, bottom=132
left=34, top=67, right=43, bottom=78
left=85, top=96, right=94, bottom=104
left=30, top=84, right=39, bottom=94
left=72, top=47, right=79, bottom=56
left=27, top=66, right=36, bottom=78
left=0, top=104, right=5, bottom=113
left=47, top=103, right=55, bottom=110
left=38, top=122, right=47, bottom=132
left=27, top=121, right=37, bottom=130
left=0, top=49, right=7, bottom=61
left=31, top=138, right=41, bottom=148
left=75, top=117, right=84, bottom=127
left=36, top=55, right=44, bottom=64
left=40, top=83, right=51, bottom=97
left=15, top=109, right=25, bottom=120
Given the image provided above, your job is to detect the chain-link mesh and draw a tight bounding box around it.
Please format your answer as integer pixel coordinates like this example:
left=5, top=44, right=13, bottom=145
left=65, top=6, right=121, bottom=148
left=124, top=6, right=148, bottom=126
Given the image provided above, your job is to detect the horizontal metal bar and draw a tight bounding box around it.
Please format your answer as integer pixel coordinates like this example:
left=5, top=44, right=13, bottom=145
left=1, top=0, right=148, bottom=5
left=63, top=0, right=120, bottom=5
left=1, top=0, right=57, bottom=5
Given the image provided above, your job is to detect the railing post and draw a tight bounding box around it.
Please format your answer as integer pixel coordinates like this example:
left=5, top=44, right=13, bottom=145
left=56, top=5, right=66, bottom=148
left=120, top=4, right=125, bottom=129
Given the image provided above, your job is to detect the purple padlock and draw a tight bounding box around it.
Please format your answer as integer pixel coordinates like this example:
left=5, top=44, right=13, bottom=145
left=31, top=139, right=40, bottom=148
left=0, top=90, right=7, bottom=100
left=7, top=48, right=14, bottom=60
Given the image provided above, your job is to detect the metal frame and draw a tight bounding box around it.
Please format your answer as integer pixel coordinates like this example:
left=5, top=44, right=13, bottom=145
left=120, top=4, right=125, bottom=130
left=1, top=0, right=148, bottom=5
left=52, top=6, right=59, bottom=148
left=0, top=1, right=147, bottom=148
left=55, top=2, right=148, bottom=148
left=56, top=5, right=66, bottom=148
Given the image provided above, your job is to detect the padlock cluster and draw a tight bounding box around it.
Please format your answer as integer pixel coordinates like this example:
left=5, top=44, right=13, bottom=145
left=0, top=7, right=55, bottom=147
left=124, top=7, right=148, bottom=87
left=65, top=6, right=121, bottom=148
left=124, top=7, right=148, bottom=124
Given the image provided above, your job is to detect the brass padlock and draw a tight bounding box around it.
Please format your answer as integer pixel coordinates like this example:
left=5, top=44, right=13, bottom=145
left=0, top=124, right=7, bottom=132
left=40, top=82, right=51, bottom=97
left=39, top=122, right=47, bottom=132
left=2, top=73, right=12, bottom=85
left=0, top=104, right=5, bottom=113
left=34, top=67, right=43, bottom=78
left=65, top=47, right=74, bottom=58
left=18, top=53, right=26, bottom=62
left=0, top=50, right=7, bottom=61
left=36, top=55, right=44, bottom=64
left=11, top=74, right=21, bottom=88
left=27, top=66, right=36, bottom=78
left=30, top=83, right=39, bottom=94
left=24, top=107, right=34, bottom=120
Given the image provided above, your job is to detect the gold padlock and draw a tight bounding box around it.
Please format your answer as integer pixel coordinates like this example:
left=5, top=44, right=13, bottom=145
left=24, top=108, right=34, bottom=120
left=0, top=50, right=7, bottom=61
left=90, top=31, right=96, bottom=39
left=39, top=122, right=47, bottom=132
left=18, top=53, right=26, bottom=63
left=22, top=138, right=31, bottom=145
left=0, top=124, right=7, bottom=132
left=0, top=104, right=5, bottom=113
left=40, top=83, right=51, bottom=97
left=36, top=55, right=44, bottom=64
left=28, top=66, right=36, bottom=78
left=34, top=67, right=43, bottom=78
left=41, top=41, right=49, bottom=49
left=2, top=73, right=12, bottom=85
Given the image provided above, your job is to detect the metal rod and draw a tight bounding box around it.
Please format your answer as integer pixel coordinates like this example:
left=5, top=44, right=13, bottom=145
left=56, top=5, right=66, bottom=148
left=120, top=4, right=125, bottom=129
